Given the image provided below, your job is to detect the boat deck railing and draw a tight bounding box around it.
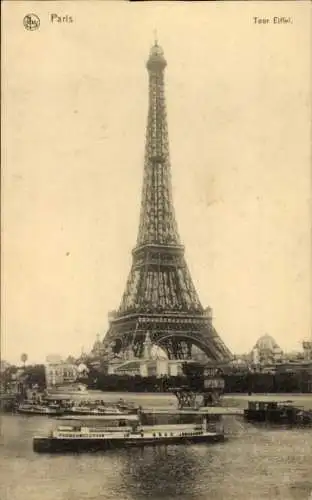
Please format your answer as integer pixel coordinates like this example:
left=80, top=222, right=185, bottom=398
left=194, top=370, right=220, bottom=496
left=56, top=414, right=140, bottom=421
left=55, top=407, right=243, bottom=418
left=141, top=407, right=243, bottom=416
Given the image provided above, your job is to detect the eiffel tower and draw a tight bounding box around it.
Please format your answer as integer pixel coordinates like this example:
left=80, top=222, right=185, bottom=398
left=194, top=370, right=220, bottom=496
left=102, top=41, right=231, bottom=362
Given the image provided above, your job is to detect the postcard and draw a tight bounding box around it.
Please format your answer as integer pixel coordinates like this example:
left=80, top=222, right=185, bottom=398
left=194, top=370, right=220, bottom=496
left=1, top=2, right=311, bottom=499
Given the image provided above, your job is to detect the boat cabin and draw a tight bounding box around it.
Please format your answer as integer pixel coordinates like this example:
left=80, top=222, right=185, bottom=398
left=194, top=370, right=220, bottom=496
left=247, top=400, right=294, bottom=411
left=56, top=414, right=140, bottom=427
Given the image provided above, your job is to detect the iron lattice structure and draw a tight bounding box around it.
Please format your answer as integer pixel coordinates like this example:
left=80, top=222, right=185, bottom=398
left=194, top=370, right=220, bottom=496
left=102, top=43, right=232, bottom=362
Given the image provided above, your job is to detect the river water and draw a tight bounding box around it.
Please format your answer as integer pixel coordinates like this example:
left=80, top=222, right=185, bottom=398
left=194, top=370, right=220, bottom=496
left=0, top=393, right=311, bottom=500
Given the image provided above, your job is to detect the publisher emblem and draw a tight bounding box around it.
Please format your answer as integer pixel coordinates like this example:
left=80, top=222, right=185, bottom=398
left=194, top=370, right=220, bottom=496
left=23, top=14, right=40, bottom=31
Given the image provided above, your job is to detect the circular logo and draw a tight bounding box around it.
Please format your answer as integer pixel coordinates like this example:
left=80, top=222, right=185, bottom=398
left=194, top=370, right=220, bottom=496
left=23, top=14, right=40, bottom=31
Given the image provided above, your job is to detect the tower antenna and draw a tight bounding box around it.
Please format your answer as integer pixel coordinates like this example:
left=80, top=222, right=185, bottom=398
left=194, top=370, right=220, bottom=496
left=153, top=29, right=158, bottom=45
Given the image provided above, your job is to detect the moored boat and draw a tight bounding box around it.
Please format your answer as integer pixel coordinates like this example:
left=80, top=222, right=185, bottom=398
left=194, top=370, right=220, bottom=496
left=17, top=402, right=64, bottom=416
left=67, top=405, right=126, bottom=416
left=46, top=383, right=89, bottom=396
left=16, top=398, right=138, bottom=418
left=33, top=410, right=226, bottom=453
left=244, top=400, right=312, bottom=426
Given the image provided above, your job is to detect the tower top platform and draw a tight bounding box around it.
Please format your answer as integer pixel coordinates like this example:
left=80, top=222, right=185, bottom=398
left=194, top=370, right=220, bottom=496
left=146, top=42, right=167, bottom=71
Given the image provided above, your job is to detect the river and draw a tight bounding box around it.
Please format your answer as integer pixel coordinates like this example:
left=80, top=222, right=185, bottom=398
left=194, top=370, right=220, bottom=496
left=0, top=393, right=311, bottom=500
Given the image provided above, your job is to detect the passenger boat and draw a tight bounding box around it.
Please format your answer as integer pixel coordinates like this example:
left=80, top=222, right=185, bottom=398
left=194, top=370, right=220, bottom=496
left=67, top=405, right=126, bottom=416
left=244, top=400, right=312, bottom=426
left=95, top=405, right=137, bottom=415
left=56, top=414, right=140, bottom=425
left=47, top=383, right=89, bottom=396
left=16, top=398, right=138, bottom=418
left=17, top=402, right=64, bottom=416
left=116, top=399, right=139, bottom=413
left=33, top=411, right=226, bottom=453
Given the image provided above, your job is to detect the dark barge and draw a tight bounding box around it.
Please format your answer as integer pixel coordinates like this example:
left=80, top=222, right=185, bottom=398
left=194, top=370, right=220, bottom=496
left=244, top=400, right=312, bottom=426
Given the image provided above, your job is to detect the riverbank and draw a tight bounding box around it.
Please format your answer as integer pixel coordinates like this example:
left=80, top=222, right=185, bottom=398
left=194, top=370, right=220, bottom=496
left=2, top=391, right=312, bottom=414
left=41, top=390, right=312, bottom=410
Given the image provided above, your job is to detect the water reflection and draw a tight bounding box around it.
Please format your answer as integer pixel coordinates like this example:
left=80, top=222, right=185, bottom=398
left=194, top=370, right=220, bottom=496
left=120, top=446, right=210, bottom=500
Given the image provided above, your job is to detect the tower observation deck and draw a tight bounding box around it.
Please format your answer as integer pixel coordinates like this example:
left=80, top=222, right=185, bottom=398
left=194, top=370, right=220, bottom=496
left=102, top=42, right=232, bottom=362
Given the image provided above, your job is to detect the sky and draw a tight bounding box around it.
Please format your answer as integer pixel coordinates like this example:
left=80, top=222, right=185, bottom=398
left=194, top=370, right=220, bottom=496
left=2, top=1, right=311, bottom=365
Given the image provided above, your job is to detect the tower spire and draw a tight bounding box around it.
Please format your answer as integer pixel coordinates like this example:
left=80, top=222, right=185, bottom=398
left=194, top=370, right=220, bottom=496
left=136, top=41, right=180, bottom=248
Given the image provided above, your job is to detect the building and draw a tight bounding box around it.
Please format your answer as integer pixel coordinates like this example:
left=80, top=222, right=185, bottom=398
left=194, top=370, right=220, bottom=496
left=251, top=334, right=284, bottom=367
left=106, top=331, right=186, bottom=377
left=44, top=355, right=79, bottom=388
left=303, top=341, right=312, bottom=361
left=3, top=368, right=26, bottom=395
left=90, top=334, right=106, bottom=359
left=108, top=358, right=185, bottom=378
left=230, top=354, right=251, bottom=371
left=0, top=360, right=11, bottom=373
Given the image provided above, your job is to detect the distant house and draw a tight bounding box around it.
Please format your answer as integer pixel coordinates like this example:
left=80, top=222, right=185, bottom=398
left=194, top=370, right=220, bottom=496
left=45, top=355, right=79, bottom=388
left=303, top=341, right=312, bottom=361
left=0, top=360, right=11, bottom=373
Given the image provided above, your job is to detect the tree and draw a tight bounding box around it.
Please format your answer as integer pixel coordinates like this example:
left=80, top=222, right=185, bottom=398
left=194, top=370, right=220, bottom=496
left=24, top=364, right=46, bottom=389
left=21, top=353, right=28, bottom=368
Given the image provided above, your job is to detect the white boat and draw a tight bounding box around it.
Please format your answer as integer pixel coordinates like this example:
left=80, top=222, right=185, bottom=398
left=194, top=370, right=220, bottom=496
left=47, top=383, right=88, bottom=396
left=33, top=410, right=226, bottom=453
left=17, top=403, right=63, bottom=416
left=67, top=405, right=124, bottom=416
